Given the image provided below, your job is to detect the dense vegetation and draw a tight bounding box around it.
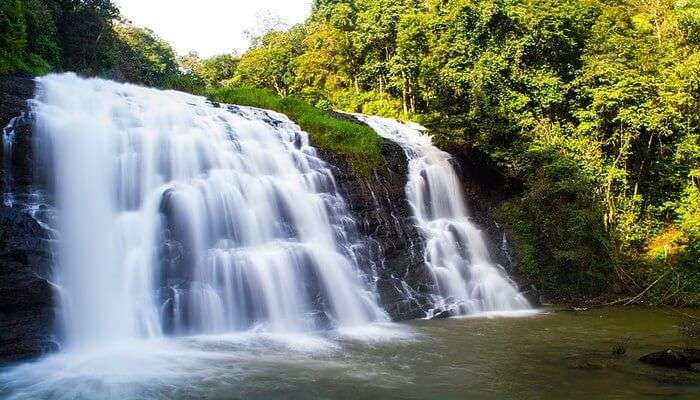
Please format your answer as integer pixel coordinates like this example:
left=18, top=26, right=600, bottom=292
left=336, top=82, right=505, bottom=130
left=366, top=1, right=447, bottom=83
left=0, top=0, right=178, bottom=86
left=2, top=0, right=698, bottom=305
left=204, top=0, right=700, bottom=305
left=210, top=87, right=381, bottom=173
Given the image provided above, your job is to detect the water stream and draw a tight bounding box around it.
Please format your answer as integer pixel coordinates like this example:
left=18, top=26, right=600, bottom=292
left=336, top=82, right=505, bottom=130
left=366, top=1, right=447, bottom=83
left=31, top=73, right=385, bottom=350
left=353, top=115, right=531, bottom=315
left=1, top=307, right=697, bottom=399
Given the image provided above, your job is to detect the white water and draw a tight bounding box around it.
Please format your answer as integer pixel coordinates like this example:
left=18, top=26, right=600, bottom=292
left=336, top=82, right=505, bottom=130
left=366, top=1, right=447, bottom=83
left=0, top=323, right=413, bottom=400
left=2, top=115, right=20, bottom=207
left=353, top=115, right=531, bottom=315
left=32, top=73, right=385, bottom=350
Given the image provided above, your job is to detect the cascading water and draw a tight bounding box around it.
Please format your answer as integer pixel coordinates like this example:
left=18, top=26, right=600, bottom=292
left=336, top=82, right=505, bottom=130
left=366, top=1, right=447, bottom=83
left=2, top=115, right=20, bottom=207
left=33, top=73, right=384, bottom=350
left=353, top=115, right=531, bottom=315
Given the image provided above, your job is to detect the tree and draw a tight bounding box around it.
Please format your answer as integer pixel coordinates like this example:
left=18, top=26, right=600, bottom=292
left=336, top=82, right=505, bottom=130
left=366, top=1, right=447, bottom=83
left=113, top=24, right=178, bottom=87
left=235, top=26, right=305, bottom=96
left=0, top=0, right=27, bottom=74
left=196, top=53, right=239, bottom=87
left=55, top=0, right=121, bottom=75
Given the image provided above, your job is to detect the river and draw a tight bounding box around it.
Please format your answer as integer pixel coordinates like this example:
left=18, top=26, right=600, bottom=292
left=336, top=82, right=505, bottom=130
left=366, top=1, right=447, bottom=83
left=2, top=307, right=698, bottom=399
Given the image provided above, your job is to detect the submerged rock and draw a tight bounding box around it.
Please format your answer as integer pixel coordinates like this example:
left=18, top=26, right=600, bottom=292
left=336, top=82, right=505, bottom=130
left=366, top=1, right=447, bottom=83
left=639, top=348, right=700, bottom=371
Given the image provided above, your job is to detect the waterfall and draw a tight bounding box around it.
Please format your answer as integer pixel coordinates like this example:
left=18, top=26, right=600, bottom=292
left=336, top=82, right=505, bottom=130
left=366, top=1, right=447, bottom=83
left=353, top=115, right=531, bottom=315
left=2, top=114, right=20, bottom=207
left=33, top=73, right=384, bottom=350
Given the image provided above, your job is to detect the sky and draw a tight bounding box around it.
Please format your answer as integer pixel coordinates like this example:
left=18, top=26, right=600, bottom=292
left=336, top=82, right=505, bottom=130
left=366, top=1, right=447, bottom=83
left=113, top=0, right=314, bottom=58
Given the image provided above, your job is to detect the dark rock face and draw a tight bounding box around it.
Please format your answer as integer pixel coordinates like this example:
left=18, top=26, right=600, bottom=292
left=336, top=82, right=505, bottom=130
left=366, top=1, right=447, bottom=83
left=0, top=75, right=34, bottom=128
left=0, top=206, right=57, bottom=362
left=0, top=75, right=57, bottom=363
left=1, top=75, right=37, bottom=194
left=315, top=129, right=436, bottom=320
left=640, top=349, right=700, bottom=371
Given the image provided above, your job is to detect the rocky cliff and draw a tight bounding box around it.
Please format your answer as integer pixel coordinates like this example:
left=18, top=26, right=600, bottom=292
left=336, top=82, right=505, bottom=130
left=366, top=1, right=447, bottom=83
left=0, top=75, right=57, bottom=363
left=316, top=132, right=437, bottom=321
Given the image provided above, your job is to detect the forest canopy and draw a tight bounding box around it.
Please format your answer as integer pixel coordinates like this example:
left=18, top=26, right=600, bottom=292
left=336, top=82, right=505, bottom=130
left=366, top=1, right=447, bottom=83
left=226, top=0, right=700, bottom=304
left=1, top=0, right=181, bottom=86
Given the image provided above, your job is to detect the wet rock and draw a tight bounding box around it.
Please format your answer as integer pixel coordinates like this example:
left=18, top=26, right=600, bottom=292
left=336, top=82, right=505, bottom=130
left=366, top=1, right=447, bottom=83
left=0, top=205, right=56, bottom=363
left=0, top=337, right=59, bottom=363
left=315, top=137, right=434, bottom=321
left=0, top=74, right=34, bottom=128
left=640, top=348, right=700, bottom=370
left=431, top=297, right=465, bottom=319
left=0, top=206, right=53, bottom=278
left=0, top=76, right=57, bottom=362
left=520, top=285, right=543, bottom=307
left=1, top=74, right=37, bottom=192
left=376, top=278, right=429, bottom=320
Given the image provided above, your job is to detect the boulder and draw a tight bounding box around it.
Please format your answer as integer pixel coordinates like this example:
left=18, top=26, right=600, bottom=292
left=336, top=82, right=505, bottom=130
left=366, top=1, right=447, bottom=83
left=640, top=348, right=700, bottom=370
left=430, top=297, right=465, bottom=319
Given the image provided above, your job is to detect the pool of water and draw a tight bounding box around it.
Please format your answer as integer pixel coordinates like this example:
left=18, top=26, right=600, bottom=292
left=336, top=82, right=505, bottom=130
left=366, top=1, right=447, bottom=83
left=1, top=307, right=698, bottom=399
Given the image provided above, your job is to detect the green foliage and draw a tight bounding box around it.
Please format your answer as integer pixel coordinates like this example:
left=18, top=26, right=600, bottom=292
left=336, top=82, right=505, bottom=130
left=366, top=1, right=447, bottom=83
left=0, top=0, right=180, bottom=88
left=1, top=0, right=62, bottom=75
left=209, top=87, right=382, bottom=175
left=235, top=27, right=306, bottom=96
left=113, top=24, right=178, bottom=87
left=54, top=0, right=121, bottom=75
left=229, top=0, right=700, bottom=303
left=163, top=74, right=206, bottom=95
left=0, top=0, right=27, bottom=74
left=498, top=123, right=612, bottom=299
left=23, top=0, right=60, bottom=73
left=196, top=54, right=239, bottom=87
left=332, top=89, right=403, bottom=117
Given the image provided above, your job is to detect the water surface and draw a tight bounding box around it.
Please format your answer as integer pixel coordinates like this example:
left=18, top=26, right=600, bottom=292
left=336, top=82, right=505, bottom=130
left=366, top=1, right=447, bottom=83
left=2, top=307, right=698, bottom=399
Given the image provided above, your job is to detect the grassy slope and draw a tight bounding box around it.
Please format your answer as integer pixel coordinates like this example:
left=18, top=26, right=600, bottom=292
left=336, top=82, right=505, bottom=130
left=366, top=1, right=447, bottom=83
left=208, top=87, right=382, bottom=176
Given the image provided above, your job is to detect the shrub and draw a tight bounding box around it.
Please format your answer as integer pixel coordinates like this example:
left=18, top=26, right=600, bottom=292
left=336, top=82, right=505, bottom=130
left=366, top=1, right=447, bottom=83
left=209, top=86, right=382, bottom=175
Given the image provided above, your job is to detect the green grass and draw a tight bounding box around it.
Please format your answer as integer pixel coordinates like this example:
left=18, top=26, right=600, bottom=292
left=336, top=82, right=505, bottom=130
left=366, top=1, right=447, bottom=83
left=208, top=87, right=382, bottom=176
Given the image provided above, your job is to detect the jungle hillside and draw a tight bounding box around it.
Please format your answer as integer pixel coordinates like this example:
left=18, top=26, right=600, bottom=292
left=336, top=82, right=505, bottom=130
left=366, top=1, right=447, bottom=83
left=2, top=0, right=699, bottom=305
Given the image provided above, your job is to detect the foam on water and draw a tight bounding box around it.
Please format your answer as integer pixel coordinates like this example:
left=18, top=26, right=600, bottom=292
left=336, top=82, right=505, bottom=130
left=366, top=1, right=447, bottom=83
left=0, top=323, right=413, bottom=400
